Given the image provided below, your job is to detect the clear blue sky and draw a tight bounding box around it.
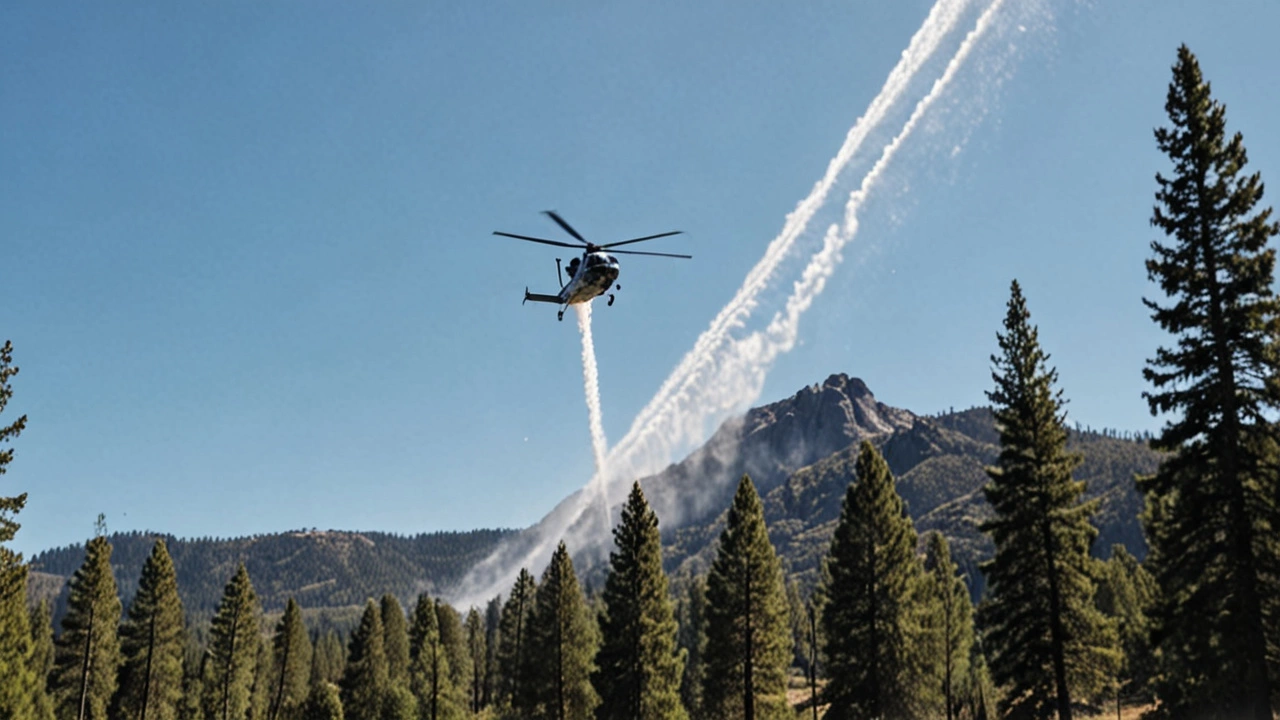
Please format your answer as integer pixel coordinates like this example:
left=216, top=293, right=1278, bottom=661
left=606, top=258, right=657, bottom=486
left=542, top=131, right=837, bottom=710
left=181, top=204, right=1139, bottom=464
left=3, top=1, right=1278, bottom=557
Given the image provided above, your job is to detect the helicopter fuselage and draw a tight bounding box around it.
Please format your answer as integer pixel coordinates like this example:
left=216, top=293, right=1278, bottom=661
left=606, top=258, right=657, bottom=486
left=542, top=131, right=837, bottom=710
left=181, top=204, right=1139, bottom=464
left=563, top=251, right=620, bottom=304
left=524, top=251, right=620, bottom=310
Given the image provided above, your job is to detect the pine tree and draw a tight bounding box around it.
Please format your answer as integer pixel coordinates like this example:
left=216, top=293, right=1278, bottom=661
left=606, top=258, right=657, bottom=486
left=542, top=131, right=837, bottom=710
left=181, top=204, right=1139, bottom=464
left=381, top=684, right=415, bottom=720
left=29, top=600, right=55, bottom=720
left=524, top=541, right=600, bottom=720
left=1141, top=44, right=1280, bottom=719
left=117, top=540, right=186, bottom=720
left=268, top=599, right=312, bottom=720
left=0, top=339, right=40, bottom=720
left=925, top=531, right=975, bottom=720
left=979, top=281, right=1119, bottom=719
left=339, top=600, right=387, bottom=720
left=300, top=682, right=343, bottom=720
left=51, top=526, right=122, bottom=720
left=0, top=549, right=38, bottom=720
left=463, top=608, right=486, bottom=713
left=1095, top=545, right=1156, bottom=703
left=379, top=595, right=409, bottom=690
left=177, top=637, right=205, bottom=720
left=203, top=564, right=262, bottom=720
left=818, top=442, right=934, bottom=719
left=434, top=603, right=470, bottom=716
left=593, top=482, right=687, bottom=720
left=310, top=632, right=345, bottom=687
left=249, top=635, right=274, bottom=720
left=407, top=595, right=459, bottom=720
left=675, top=575, right=707, bottom=718
left=495, top=569, right=536, bottom=712
left=0, top=340, right=28, bottom=545
left=482, top=596, right=502, bottom=708
left=703, top=475, right=790, bottom=720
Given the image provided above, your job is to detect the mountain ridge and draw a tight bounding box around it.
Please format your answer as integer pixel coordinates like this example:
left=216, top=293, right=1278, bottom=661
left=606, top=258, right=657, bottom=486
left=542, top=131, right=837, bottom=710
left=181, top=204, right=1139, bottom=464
left=25, top=373, right=1160, bottom=619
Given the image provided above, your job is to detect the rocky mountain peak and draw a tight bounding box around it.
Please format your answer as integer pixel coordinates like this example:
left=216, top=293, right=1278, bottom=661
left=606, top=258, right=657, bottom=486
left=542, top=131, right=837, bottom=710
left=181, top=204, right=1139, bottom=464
left=640, top=374, right=915, bottom=530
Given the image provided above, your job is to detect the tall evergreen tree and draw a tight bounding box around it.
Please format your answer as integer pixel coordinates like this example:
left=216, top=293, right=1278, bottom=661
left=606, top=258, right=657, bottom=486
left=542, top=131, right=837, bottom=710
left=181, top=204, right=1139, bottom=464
left=310, top=632, right=345, bottom=687
left=925, top=531, right=975, bottom=720
left=379, top=595, right=409, bottom=690
left=463, top=608, right=486, bottom=713
left=979, top=281, right=1119, bottom=720
left=177, top=636, right=205, bottom=720
left=268, top=599, right=312, bottom=720
left=29, top=600, right=56, bottom=720
left=482, top=596, right=502, bottom=708
left=116, top=540, right=186, bottom=720
left=818, top=442, right=934, bottom=719
left=593, top=482, right=687, bottom=720
left=435, top=602, right=471, bottom=713
left=702, top=475, right=790, bottom=720
left=203, top=564, right=262, bottom=720
left=0, top=549, right=38, bottom=720
left=249, top=635, right=274, bottom=720
left=339, top=600, right=387, bottom=720
left=51, top=527, right=122, bottom=720
left=0, top=339, right=41, bottom=720
left=675, top=575, right=707, bottom=719
left=1141, top=44, right=1280, bottom=719
left=407, top=595, right=459, bottom=720
left=0, top=340, right=26, bottom=526
left=1095, top=545, right=1156, bottom=703
left=524, top=541, right=599, bottom=720
left=0, top=341, right=27, bottom=549
left=495, top=569, right=536, bottom=712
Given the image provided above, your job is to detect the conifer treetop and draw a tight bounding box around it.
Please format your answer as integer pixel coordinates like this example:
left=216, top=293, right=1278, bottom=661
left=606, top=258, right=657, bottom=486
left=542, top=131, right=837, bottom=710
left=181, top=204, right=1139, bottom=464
left=0, top=341, right=28, bottom=543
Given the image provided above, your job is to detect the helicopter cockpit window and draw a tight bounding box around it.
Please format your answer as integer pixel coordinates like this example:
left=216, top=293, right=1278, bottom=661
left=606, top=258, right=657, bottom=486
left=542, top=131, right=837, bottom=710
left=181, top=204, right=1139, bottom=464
left=585, top=255, right=603, bottom=267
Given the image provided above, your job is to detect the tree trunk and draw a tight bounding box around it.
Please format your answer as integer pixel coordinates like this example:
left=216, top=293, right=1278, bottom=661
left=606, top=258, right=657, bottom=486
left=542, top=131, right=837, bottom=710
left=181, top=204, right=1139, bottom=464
left=1042, top=516, right=1073, bottom=720
left=269, top=627, right=291, bottom=720
left=140, top=608, right=157, bottom=720
left=77, top=600, right=95, bottom=720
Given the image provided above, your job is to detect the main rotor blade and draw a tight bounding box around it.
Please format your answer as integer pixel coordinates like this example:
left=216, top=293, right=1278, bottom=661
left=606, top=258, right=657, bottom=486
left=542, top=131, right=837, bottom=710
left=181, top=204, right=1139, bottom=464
left=543, top=211, right=589, bottom=244
left=600, top=231, right=684, bottom=249
left=609, top=249, right=692, bottom=259
left=493, top=231, right=585, bottom=249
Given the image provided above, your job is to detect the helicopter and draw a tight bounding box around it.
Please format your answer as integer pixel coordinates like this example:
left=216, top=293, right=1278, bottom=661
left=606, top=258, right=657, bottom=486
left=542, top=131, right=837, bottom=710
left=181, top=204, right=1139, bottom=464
left=494, top=211, right=691, bottom=321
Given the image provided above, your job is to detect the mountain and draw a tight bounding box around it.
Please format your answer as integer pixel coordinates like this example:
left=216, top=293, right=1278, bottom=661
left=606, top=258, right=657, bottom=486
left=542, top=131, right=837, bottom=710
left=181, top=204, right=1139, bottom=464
left=25, top=373, right=1161, bottom=620
left=29, top=528, right=515, bottom=619
left=638, top=374, right=915, bottom=534
left=639, top=378, right=1160, bottom=600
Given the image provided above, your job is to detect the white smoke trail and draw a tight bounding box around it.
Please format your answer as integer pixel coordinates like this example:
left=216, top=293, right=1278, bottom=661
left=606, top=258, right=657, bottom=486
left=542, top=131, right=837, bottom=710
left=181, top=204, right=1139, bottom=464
left=575, top=302, right=609, bottom=479
left=451, top=0, right=1039, bottom=607
left=764, top=0, right=1013, bottom=366
left=603, top=0, right=980, bottom=480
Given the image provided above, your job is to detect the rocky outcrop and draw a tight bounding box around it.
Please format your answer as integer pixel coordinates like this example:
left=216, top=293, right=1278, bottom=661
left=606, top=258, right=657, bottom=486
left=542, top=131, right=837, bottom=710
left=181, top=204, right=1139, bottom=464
left=639, top=374, right=915, bottom=532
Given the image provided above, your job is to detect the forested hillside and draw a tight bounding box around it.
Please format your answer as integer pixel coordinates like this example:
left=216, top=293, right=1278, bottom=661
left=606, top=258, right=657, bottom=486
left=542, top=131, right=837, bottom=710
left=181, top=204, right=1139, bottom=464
left=29, top=528, right=514, bottom=616
left=661, top=405, right=1162, bottom=599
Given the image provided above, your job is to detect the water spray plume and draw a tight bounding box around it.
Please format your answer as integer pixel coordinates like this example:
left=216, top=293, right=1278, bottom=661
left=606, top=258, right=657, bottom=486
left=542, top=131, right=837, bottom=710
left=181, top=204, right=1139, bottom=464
left=575, top=303, right=609, bottom=475
left=451, top=0, right=1042, bottom=607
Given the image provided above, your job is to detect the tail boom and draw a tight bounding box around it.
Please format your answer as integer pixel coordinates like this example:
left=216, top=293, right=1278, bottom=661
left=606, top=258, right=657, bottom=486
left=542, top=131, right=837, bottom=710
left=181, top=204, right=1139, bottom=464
left=523, top=288, right=563, bottom=305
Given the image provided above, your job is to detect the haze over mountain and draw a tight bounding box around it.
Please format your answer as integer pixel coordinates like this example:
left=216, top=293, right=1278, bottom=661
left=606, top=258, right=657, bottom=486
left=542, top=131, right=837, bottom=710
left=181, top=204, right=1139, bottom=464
left=27, top=373, right=1158, bottom=620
